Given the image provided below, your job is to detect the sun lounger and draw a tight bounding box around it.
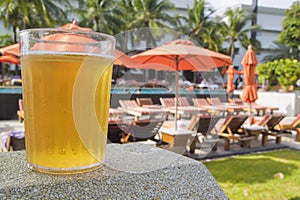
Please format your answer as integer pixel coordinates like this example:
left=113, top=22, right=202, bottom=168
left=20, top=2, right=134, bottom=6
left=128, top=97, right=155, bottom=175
left=218, top=115, right=256, bottom=150
left=120, top=119, right=163, bottom=143
left=177, top=97, right=208, bottom=113
left=207, top=97, right=243, bottom=114
left=107, top=119, right=127, bottom=143
left=278, top=114, right=300, bottom=142
left=259, top=114, right=291, bottom=145
left=160, top=97, right=206, bottom=119
left=159, top=115, right=199, bottom=154
left=192, top=98, right=227, bottom=114
left=136, top=98, right=154, bottom=106
left=119, top=100, right=167, bottom=120
left=230, top=98, right=279, bottom=116
left=189, top=114, right=220, bottom=154
left=17, top=99, right=24, bottom=123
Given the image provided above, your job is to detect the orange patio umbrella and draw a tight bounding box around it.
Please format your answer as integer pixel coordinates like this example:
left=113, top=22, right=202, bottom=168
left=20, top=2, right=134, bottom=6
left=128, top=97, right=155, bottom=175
left=60, top=20, right=94, bottom=32
left=0, top=54, right=20, bottom=64
left=114, top=49, right=170, bottom=70
left=241, top=45, right=258, bottom=122
left=131, top=39, right=232, bottom=130
left=0, top=43, right=20, bottom=57
left=0, top=21, right=137, bottom=66
left=132, top=39, right=231, bottom=71
left=226, top=65, right=236, bottom=94
left=0, top=21, right=93, bottom=58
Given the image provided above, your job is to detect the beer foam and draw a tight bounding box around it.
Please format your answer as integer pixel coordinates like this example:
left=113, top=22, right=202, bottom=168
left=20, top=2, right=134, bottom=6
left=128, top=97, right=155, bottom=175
left=26, top=50, right=114, bottom=59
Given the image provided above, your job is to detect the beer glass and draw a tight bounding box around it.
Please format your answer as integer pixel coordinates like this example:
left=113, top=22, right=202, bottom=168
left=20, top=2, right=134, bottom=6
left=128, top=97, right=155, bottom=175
left=20, top=29, right=115, bottom=174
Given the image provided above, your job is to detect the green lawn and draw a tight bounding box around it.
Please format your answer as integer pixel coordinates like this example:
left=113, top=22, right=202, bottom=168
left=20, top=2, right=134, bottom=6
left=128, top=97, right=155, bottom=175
left=203, top=149, right=300, bottom=200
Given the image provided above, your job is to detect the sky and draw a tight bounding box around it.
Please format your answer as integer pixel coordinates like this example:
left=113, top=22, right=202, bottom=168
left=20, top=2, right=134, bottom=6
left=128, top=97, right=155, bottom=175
left=207, top=0, right=297, bottom=10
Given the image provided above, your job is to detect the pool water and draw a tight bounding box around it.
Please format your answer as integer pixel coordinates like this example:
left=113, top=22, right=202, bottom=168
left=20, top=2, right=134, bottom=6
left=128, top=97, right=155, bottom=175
left=0, top=87, right=23, bottom=94
left=0, top=87, right=226, bottom=95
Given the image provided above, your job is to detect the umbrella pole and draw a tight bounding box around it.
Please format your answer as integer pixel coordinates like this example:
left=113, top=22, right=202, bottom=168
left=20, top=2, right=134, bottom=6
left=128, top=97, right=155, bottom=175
left=175, top=70, right=179, bottom=131
left=249, top=102, right=253, bottom=124
left=249, top=103, right=252, bottom=116
left=175, top=57, right=179, bottom=131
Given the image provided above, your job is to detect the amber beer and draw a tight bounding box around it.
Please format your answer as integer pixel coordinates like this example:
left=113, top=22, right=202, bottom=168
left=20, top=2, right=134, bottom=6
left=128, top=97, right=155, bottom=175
left=20, top=29, right=115, bottom=174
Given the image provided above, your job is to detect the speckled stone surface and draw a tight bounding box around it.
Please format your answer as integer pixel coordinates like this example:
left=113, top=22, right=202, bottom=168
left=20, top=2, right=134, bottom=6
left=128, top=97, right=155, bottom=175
left=0, top=143, right=228, bottom=199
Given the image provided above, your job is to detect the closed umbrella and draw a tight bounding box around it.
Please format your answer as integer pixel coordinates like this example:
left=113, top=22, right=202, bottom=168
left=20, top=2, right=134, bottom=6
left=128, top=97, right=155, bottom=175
left=132, top=39, right=232, bottom=130
left=241, top=45, right=258, bottom=122
left=226, top=65, right=235, bottom=101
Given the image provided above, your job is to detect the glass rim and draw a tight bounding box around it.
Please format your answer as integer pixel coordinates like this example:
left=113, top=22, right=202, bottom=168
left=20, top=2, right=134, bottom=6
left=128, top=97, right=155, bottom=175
left=19, top=28, right=115, bottom=45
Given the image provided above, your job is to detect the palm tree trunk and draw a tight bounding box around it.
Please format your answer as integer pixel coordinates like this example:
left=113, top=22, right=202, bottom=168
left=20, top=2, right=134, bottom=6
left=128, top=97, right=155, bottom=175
left=230, top=39, right=235, bottom=60
left=13, top=26, right=18, bottom=43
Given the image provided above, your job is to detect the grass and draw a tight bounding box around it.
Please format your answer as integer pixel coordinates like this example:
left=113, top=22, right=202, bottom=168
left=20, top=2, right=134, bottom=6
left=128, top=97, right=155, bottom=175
left=203, top=149, right=300, bottom=200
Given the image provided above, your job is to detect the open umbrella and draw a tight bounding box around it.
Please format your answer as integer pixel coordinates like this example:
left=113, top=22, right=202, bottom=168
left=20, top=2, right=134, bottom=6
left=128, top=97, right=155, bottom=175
left=0, top=43, right=20, bottom=56
left=132, top=39, right=232, bottom=130
left=0, top=20, right=141, bottom=67
left=60, top=20, right=94, bottom=32
left=0, top=22, right=136, bottom=66
left=241, top=45, right=258, bottom=122
left=0, top=54, right=20, bottom=64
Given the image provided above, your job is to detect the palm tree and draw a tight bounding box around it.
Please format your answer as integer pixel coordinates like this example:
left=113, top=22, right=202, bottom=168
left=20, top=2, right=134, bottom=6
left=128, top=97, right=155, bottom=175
left=0, top=0, right=70, bottom=42
left=262, top=41, right=294, bottom=62
left=123, top=0, right=179, bottom=47
left=200, top=20, right=226, bottom=52
left=220, top=7, right=261, bottom=60
left=184, top=1, right=213, bottom=47
left=74, top=0, right=124, bottom=35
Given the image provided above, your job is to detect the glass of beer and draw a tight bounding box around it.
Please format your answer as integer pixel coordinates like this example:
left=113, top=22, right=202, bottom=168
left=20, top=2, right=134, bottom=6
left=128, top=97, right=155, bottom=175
left=20, top=28, right=115, bottom=174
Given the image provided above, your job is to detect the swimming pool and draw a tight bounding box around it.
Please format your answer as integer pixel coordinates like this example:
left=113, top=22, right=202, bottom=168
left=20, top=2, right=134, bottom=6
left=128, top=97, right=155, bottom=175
left=0, top=86, right=227, bottom=119
left=0, top=87, right=22, bottom=94
left=111, top=88, right=227, bottom=95
left=0, top=87, right=227, bottom=95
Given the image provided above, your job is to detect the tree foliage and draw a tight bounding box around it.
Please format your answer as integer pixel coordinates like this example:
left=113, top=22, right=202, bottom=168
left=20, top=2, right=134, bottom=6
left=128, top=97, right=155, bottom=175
left=74, top=0, right=124, bottom=35
left=278, top=1, right=300, bottom=60
left=219, top=7, right=261, bottom=60
left=262, top=41, right=292, bottom=62
left=0, top=34, right=14, bottom=48
left=0, top=0, right=70, bottom=42
left=183, top=0, right=224, bottom=52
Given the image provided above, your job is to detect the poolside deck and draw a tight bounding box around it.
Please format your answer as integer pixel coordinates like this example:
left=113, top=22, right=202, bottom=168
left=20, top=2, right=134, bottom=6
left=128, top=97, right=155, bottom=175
left=1, top=119, right=299, bottom=159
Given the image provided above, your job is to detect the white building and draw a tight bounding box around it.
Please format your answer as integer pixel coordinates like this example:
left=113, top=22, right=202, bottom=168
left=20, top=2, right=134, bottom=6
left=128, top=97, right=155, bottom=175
left=214, top=4, right=286, bottom=68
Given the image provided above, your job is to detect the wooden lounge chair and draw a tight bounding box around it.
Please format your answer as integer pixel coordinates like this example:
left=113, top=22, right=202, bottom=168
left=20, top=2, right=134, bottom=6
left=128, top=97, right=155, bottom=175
left=119, top=99, right=140, bottom=109
left=177, top=97, right=207, bottom=112
left=192, top=98, right=227, bottom=114
left=189, top=114, right=220, bottom=154
left=207, top=97, right=243, bottom=114
left=159, top=115, right=199, bottom=154
left=17, top=99, right=24, bottom=123
left=119, top=100, right=167, bottom=120
left=218, top=115, right=256, bottom=150
left=136, top=98, right=154, bottom=106
left=120, top=119, right=163, bottom=143
left=230, top=98, right=279, bottom=116
left=107, top=119, right=127, bottom=143
left=160, top=97, right=205, bottom=119
left=260, top=114, right=289, bottom=145
left=160, top=97, right=175, bottom=107
left=278, top=114, right=300, bottom=142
